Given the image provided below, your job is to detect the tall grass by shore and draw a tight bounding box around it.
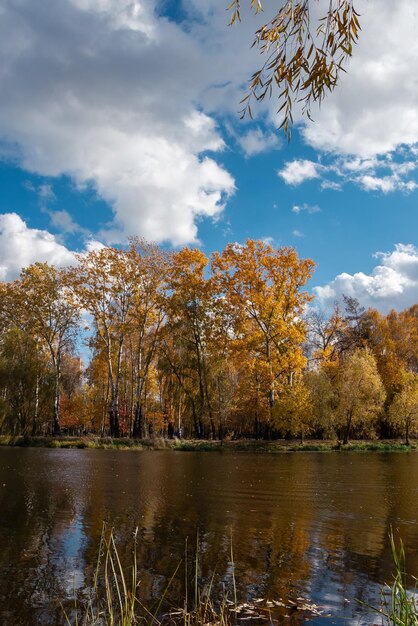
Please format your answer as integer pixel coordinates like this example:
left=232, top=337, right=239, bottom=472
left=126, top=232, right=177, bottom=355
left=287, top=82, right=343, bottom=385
left=371, top=533, right=418, bottom=626
left=61, top=526, right=325, bottom=626
left=61, top=527, right=418, bottom=626
left=0, top=435, right=415, bottom=452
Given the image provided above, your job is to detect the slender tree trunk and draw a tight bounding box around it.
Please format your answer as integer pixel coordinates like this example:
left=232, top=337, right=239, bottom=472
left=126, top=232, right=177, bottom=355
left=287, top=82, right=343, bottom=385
left=32, top=372, right=40, bottom=436
left=343, top=410, right=353, bottom=445
left=132, top=349, right=143, bottom=438
left=203, top=366, right=216, bottom=440
left=191, top=402, right=202, bottom=438
left=217, top=376, right=224, bottom=442
left=254, top=374, right=260, bottom=439
left=107, top=335, right=123, bottom=438
left=266, top=338, right=275, bottom=431
left=266, top=337, right=274, bottom=442
left=52, top=354, right=61, bottom=435
left=108, top=380, right=119, bottom=437
left=101, top=378, right=109, bottom=437
left=113, top=336, right=124, bottom=437
left=178, top=388, right=182, bottom=438
left=405, top=418, right=410, bottom=446
left=133, top=402, right=143, bottom=438
left=196, top=355, right=207, bottom=436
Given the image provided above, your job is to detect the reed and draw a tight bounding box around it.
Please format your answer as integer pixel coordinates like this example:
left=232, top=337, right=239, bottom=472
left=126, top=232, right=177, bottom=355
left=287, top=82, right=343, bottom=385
left=371, top=532, right=418, bottom=626
left=62, top=525, right=237, bottom=626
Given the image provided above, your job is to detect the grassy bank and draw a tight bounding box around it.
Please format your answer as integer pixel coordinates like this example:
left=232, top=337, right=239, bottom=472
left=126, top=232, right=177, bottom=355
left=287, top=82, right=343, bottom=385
left=0, top=435, right=415, bottom=452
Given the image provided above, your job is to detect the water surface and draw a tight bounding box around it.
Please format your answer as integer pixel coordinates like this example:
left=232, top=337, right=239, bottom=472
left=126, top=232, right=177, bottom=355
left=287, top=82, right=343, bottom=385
left=1, top=448, right=418, bottom=625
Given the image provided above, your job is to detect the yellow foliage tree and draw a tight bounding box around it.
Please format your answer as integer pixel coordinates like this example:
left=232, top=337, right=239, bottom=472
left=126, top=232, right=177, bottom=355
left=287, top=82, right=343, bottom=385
left=388, top=371, right=418, bottom=446
left=212, top=239, right=314, bottom=437
left=273, top=377, right=314, bottom=442
left=334, top=348, right=385, bottom=444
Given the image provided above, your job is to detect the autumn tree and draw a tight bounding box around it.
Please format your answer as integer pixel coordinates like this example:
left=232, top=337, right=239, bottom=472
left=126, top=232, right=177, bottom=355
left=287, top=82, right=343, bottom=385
left=71, top=247, right=140, bottom=437
left=6, top=264, right=80, bottom=434
left=334, top=348, right=385, bottom=444
left=125, top=240, right=168, bottom=438
left=212, top=239, right=314, bottom=437
left=273, top=376, right=314, bottom=442
left=305, top=304, right=346, bottom=366
left=85, top=347, right=110, bottom=435
left=0, top=321, right=50, bottom=435
left=162, top=248, right=217, bottom=438
left=388, top=371, right=418, bottom=445
left=304, top=367, right=335, bottom=438
left=3, top=239, right=418, bottom=443
left=386, top=307, right=418, bottom=374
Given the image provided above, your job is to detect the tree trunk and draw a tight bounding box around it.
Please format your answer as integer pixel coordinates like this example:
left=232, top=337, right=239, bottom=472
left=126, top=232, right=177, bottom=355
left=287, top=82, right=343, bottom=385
left=132, top=402, right=143, bottom=438
left=52, top=358, right=61, bottom=435
left=343, top=410, right=352, bottom=445
left=405, top=418, right=410, bottom=446
left=109, top=403, right=120, bottom=438
left=32, top=373, right=40, bottom=436
left=266, top=337, right=275, bottom=429
left=132, top=347, right=144, bottom=438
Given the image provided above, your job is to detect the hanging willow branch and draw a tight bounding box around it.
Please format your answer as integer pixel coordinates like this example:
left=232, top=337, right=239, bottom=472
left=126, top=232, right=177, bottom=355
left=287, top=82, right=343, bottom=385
left=228, top=0, right=360, bottom=138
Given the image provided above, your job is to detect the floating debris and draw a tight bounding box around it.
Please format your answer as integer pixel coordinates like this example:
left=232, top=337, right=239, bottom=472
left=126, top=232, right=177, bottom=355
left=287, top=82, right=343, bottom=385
left=164, top=595, right=327, bottom=625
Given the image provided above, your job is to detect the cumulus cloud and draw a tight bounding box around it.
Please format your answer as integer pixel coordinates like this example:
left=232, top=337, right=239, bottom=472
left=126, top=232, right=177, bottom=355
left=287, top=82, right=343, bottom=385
left=0, top=213, right=76, bottom=280
left=292, top=229, right=304, bottom=238
left=0, top=212, right=106, bottom=280
left=278, top=160, right=321, bottom=185
left=1, top=0, right=417, bottom=251
left=0, top=0, right=240, bottom=245
left=314, top=244, right=418, bottom=313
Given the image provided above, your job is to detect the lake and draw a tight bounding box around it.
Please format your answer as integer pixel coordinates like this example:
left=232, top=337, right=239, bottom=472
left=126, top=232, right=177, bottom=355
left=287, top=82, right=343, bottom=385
left=1, top=448, right=418, bottom=625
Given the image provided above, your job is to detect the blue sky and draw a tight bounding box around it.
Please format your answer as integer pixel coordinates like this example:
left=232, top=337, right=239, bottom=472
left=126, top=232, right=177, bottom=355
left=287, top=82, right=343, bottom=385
left=0, top=0, right=417, bottom=312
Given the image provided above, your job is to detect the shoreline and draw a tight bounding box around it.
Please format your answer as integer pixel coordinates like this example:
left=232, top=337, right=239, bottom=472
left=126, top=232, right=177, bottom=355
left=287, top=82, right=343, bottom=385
left=0, top=435, right=415, bottom=452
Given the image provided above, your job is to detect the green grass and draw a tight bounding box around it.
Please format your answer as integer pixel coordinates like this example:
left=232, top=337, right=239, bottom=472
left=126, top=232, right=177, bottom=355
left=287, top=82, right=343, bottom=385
left=339, top=442, right=416, bottom=452
left=0, top=435, right=416, bottom=453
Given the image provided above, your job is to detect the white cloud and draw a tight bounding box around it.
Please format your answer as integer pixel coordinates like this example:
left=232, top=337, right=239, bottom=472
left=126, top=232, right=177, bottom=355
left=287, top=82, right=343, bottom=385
left=292, top=203, right=321, bottom=215
left=280, top=153, right=417, bottom=194
left=236, top=127, right=280, bottom=157
left=314, top=244, right=418, bottom=313
left=292, top=229, right=304, bottom=238
left=261, top=236, right=275, bottom=246
left=358, top=174, right=417, bottom=193
left=300, top=0, right=418, bottom=157
left=48, top=209, right=86, bottom=235
left=0, top=0, right=239, bottom=246
left=0, top=213, right=76, bottom=280
left=1, top=0, right=417, bottom=250
left=0, top=212, right=106, bottom=280
left=38, top=184, right=56, bottom=203
left=321, top=180, right=342, bottom=191
left=278, top=159, right=321, bottom=185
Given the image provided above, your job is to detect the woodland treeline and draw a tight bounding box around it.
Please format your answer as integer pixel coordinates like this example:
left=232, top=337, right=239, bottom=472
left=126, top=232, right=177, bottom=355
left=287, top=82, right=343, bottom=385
left=0, top=238, right=417, bottom=444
